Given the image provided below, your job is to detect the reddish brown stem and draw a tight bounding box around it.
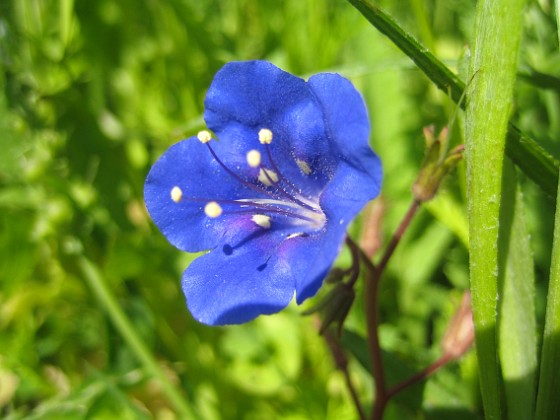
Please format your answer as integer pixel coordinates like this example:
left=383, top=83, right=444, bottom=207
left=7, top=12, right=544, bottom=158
left=374, top=199, right=421, bottom=279
left=353, top=199, right=422, bottom=419
left=363, top=256, right=387, bottom=420
left=346, top=236, right=368, bottom=288
left=386, top=353, right=453, bottom=400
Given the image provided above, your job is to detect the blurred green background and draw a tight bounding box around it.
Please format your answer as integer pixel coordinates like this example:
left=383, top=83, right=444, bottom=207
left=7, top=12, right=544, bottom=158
left=1, top=0, right=559, bottom=418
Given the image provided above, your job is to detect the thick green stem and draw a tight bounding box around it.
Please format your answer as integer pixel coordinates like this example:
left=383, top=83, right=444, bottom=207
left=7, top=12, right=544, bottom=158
left=465, top=0, right=526, bottom=418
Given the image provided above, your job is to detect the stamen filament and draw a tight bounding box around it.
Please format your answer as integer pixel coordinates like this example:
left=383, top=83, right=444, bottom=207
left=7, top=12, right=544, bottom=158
left=170, top=193, right=324, bottom=226
left=262, top=143, right=318, bottom=211
left=205, top=141, right=317, bottom=210
left=258, top=167, right=279, bottom=186
left=179, top=131, right=327, bottom=231
left=204, top=142, right=271, bottom=197
left=216, top=207, right=323, bottom=225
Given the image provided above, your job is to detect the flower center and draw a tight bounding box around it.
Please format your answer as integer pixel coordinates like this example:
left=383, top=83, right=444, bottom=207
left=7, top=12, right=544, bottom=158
left=170, top=128, right=327, bottom=233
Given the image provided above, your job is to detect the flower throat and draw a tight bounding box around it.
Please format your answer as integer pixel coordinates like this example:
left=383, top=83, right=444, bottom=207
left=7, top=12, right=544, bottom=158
left=169, top=128, right=326, bottom=232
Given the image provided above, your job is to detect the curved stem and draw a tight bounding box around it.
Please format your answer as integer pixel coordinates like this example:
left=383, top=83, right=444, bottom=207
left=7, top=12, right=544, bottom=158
left=346, top=236, right=368, bottom=288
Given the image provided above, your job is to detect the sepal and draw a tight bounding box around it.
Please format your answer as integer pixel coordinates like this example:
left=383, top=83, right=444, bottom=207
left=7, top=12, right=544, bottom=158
left=412, top=126, right=464, bottom=202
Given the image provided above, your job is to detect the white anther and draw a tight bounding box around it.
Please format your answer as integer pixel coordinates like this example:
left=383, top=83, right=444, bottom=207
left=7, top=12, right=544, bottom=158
left=197, top=130, right=212, bottom=143
left=296, top=159, right=312, bottom=175
left=251, top=214, right=271, bottom=229
left=246, top=149, right=261, bottom=168
left=170, top=186, right=183, bottom=203
left=258, top=168, right=279, bottom=186
left=258, top=128, right=273, bottom=144
left=204, top=201, right=222, bottom=218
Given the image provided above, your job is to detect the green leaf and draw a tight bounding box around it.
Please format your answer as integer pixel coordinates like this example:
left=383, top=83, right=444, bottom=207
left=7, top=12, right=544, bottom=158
left=518, top=69, right=560, bottom=91
left=465, top=0, right=527, bottom=418
left=345, top=0, right=559, bottom=198
left=498, top=161, right=537, bottom=420
left=535, top=170, right=560, bottom=419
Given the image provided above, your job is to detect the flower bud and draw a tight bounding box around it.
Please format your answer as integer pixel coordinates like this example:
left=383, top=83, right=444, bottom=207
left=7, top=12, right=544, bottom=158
left=324, top=267, right=348, bottom=284
left=302, top=282, right=355, bottom=336
left=441, top=291, right=475, bottom=360
left=412, top=126, right=464, bottom=203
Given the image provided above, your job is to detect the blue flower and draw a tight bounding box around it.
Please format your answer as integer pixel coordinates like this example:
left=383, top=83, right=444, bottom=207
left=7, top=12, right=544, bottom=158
left=144, top=60, right=382, bottom=326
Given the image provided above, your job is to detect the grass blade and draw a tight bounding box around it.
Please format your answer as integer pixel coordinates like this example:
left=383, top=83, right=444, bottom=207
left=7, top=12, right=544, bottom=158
left=78, top=256, right=197, bottom=419
left=535, top=171, right=560, bottom=419
left=498, top=162, right=537, bottom=420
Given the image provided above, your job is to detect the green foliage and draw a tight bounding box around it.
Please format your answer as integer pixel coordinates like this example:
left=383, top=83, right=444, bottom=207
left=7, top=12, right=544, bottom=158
left=536, top=167, right=560, bottom=420
left=466, top=0, right=527, bottom=418
left=498, top=162, right=537, bottom=420
left=1, top=0, right=559, bottom=418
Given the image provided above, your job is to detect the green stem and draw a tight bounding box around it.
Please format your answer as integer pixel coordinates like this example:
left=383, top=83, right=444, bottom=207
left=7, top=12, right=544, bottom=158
left=77, top=256, right=196, bottom=418
left=465, top=0, right=526, bottom=418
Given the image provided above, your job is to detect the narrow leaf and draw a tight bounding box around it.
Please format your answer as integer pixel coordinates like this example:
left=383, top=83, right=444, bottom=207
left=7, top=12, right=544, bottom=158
left=498, top=161, right=537, bottom=420
left=535, top=171, right=560, bottom=419
left=77, top=256, right=197, bottom=418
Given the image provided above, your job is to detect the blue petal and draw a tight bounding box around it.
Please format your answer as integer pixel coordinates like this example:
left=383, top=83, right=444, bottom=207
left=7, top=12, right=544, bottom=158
left=283, top=222, right=349, bottom=303
left=182, top=223, right=295, bottom=325
left=181, top=195, right=355, bottom=325
left=204, top=61, right=312, bottom=132
left=279, top=73, right=382, bottom=300
left=204, top=61, right=337, bottom=195
left=308, top=72, right=383, bottom=203
left=289, top=162, right=380, bottom=300
left=288, top=163, right=382, bottom=302
left=144, top=137, right=262, bottom=252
